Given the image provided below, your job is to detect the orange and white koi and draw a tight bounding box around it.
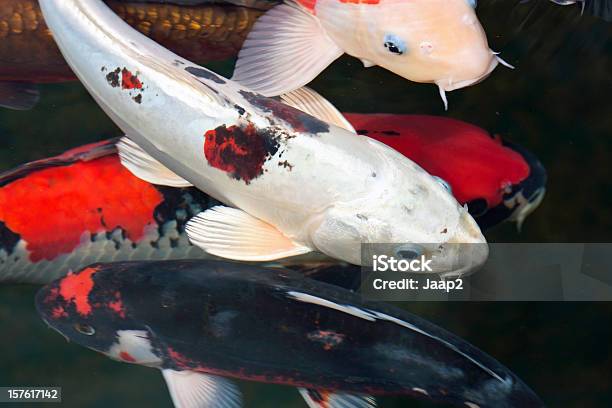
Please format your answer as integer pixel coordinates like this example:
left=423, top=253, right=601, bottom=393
left=233, top=0, right=514, bottom=108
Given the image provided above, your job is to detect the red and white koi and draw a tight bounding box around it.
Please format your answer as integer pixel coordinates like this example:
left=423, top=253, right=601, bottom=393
left=232, top=0, right=514, bottom=109
left=40, top=0, right=488, bottom=274
left=0, top=140, right=212, bottom=284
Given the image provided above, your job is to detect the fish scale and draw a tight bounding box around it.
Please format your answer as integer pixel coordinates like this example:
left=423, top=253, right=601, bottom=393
left=0, top=188, right=211, bottom=284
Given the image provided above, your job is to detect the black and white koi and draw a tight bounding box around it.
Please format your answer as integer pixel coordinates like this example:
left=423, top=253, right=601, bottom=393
left=36, top=260, right=546, bottom=408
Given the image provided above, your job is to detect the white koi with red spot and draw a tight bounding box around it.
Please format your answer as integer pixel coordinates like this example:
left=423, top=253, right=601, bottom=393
left=40, top=0, right=487, bottom=272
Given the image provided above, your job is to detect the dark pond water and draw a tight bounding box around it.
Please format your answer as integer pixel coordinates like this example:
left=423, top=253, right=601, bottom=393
left=0, top=1, right=611, bottom=407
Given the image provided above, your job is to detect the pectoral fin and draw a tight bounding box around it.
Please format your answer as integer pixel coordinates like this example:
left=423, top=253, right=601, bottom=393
left=299, top=388, right=376, bottom=408
left=280, top=87, right=356, bottom=133
left=117, top=136, right=193, bottom=187
left=232, top=3, right=343, bottom=96
left=0, top=82, right=40, bottom=110
left=162, top=369, right=241, bottom=408
left=185, top=206, right=312, bottom=261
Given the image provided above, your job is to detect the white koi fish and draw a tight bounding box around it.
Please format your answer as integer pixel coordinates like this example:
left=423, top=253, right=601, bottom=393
left=232, top=0, right=513, bottom=109
left=40, top=0, right=488, bottom=274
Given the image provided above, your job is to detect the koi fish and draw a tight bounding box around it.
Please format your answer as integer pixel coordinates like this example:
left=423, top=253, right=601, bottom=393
left=232, top=0, right=513, bottom=109
left=0, top=0, right=266, bottom=110
left=40, top=0, right=488, bottom=272
left=1, top=113, right=544, bottom=284
left=36, top=260, right=545, bottom=408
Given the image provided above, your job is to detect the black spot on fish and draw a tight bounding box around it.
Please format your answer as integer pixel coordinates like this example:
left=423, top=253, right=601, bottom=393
left=185, top=67, right=226, bottom=84
left=380, top=130, right=400, bottom=136
left=0, top=221, right=20, bottom=256
left=356, top=129, right=369, bottom=135
left=106, top=68, right=121, bottom=88
left=278, top=160, right=294, bottom=171
left=234, top=105, right=246, bottom=116
left=154, top=188, right=213, bottom=235
left=133, top=94, right=142, bottom=104
left=101, top=66, right=106, bottom=72
left=239, top=91, right=330, bottom=135
left=174, top=59, right=185, bottom=66
left=204, top=123, right=282, bottom=184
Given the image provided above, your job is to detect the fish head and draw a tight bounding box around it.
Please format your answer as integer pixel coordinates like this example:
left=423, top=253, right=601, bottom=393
left=35, top=264, right=161, bottom=366
left=361, top=0, right=499, bottom=95
left=311, top=138, right=488, bottom=274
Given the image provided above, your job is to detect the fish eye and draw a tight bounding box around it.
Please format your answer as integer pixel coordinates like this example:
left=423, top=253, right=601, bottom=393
left=466, top=0, right=477, bottom=8
left=433, top=176, right=452, bottom=194
left=394, top=244, right=424, bottom=260
left=74, top=323, right=96, bottom=336
left=383, top=34, right=407, bottom=56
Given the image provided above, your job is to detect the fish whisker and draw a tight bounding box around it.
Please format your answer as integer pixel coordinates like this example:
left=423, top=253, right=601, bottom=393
left=496, top=55, right=515, bottom=69
left=437, top=85, right=449, bottom=111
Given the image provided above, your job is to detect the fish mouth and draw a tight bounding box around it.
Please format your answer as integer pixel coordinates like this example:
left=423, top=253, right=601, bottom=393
left=437, top=53, right=500, bottom=92
left=435, top=51, right=514, bottom=109
left=437, top=243, right=489, bottom=279
left=436, top=209, right=489, bottom=278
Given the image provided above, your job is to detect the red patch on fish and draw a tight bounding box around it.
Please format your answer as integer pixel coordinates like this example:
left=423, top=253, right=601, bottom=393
left=119, top=351, right=136, bottom=362
left=121, top=68, right=142, bottom=90
left=307, top=330, right=345, bottom=351
left=107, top=291, right=126, bottom=318
left=51, top=305, right=68, bottom=319
left=0, top=155, right=164, bottom=262
left=167, top=347, right=194, bottom=370
left=339, top=0, right=380, bottom=4
left=296, top=0, right=317, bottom=11
left=58, top=267, right=99, bottom=316
left=345, top=114, right=530, bottom=207
left=204, top=123, right=279, bottom=184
